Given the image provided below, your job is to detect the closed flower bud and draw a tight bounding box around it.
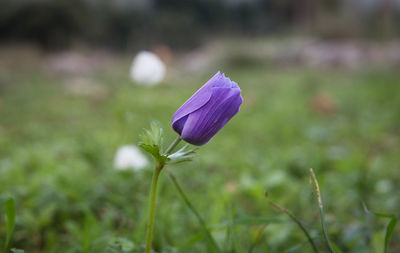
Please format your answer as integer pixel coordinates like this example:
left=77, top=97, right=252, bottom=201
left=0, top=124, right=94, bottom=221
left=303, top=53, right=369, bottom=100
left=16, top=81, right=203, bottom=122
left=171, top=72, right=243, bottom=146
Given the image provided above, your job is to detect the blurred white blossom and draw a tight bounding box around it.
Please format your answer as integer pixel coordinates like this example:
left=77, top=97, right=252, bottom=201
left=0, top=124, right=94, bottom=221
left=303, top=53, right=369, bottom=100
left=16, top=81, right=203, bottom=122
left=130, top=51, right=166, bottom=86
left=114, top=145, right=149, bottom=171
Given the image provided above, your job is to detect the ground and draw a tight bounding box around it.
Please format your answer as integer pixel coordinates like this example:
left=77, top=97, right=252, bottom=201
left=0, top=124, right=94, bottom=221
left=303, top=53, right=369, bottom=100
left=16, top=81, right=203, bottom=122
left=0, top=43, right=399, bottom=252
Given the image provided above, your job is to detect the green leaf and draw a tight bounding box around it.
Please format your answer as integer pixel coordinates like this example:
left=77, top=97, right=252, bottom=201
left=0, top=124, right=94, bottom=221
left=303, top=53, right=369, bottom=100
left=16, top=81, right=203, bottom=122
left=139, top=122, right=169, bottom=165
left=1, top=195, right=16, bottom=252
left=167, top=144, right=197, bottom=164
left=139, top=121, right=163, bottom=149
left=139, top=143, right=169, bottom=165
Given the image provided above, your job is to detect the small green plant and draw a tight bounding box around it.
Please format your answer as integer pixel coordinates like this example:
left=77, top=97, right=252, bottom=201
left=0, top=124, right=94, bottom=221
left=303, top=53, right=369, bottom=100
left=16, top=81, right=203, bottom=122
left=139, top=72, right=243, bottom=253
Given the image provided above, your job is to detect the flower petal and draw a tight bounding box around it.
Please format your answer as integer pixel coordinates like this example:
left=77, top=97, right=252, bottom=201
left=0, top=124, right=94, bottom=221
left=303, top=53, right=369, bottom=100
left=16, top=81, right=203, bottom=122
left=180, top=87, right=243, bottom=145
left=172, top=71, right=235, bottom=133
left=172, top=115, right=188, bottom=134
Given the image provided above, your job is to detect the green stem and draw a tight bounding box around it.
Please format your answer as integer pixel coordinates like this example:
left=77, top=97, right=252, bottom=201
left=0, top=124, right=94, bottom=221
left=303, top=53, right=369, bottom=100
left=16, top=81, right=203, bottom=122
left=167, top=169, right=221, bottom=253
left=319, top=208, right=334, bottom=253
left=165, top=136, right=181, bottom=155
left=144, top=136, right=181, bottom=253
left=145, top=164, right=163, bottom=253
left=310, top=168, right=335, bottom=253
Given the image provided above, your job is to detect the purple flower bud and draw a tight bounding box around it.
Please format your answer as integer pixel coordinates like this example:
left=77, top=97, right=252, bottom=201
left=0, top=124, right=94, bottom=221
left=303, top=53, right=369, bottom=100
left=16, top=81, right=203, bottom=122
left=171, top=72, right=243, bottom=146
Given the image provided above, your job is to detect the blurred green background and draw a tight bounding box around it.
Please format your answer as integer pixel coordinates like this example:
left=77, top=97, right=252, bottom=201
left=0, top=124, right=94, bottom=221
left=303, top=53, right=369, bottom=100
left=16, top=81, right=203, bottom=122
left=0, top=0, right=400, bottom=252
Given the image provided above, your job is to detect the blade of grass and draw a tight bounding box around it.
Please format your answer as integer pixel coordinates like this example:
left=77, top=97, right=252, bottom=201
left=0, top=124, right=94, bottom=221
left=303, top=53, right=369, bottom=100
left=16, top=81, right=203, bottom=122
left=330, top=242, right=344, bottom=253
left=1, top=195, right=16, bottom=253
left=179, top=232, right=205, bottom=249
left=248, top=225, right=267, bottom=253
left=384, top=218, right=397, bottom=253
left=309, top=168, right=335, bottom=253
left=166, top=169, right=221, bottom=253
left=224, top=204, right=237, bottom=253
left=363, top=202, right=398, bottom=253
left=265, top=192, right=319, bottom=253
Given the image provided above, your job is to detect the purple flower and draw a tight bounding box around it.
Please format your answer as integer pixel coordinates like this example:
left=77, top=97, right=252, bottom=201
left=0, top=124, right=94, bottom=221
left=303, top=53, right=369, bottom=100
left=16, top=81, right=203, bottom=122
left=171, top=72, right=243, bottom=146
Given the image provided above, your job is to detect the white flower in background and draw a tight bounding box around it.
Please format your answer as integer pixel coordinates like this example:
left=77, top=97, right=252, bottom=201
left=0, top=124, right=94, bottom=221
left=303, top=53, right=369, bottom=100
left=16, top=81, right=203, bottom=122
left=114, top=145, right=149, bottom=171
left=130, top=51, right=166, bottom=86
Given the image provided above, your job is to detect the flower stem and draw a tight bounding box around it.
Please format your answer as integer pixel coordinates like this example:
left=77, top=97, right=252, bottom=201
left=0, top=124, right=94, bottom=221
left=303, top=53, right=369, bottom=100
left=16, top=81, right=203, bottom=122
left=145, top=136, right=180, bottom=253
left=165, top=136, right=181, bottom=155
left=145, top=163, right=163, bottom=253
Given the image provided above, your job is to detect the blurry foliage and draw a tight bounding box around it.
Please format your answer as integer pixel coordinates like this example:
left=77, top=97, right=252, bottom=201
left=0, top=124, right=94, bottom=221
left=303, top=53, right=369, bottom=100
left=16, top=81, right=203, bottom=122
left=0, top=0, right=209, bottom=50
left=0, top=53, right=400, bottom=251
left=1, top=0, right=399, bottom=50
left=0, top=0, right=88, bottom=48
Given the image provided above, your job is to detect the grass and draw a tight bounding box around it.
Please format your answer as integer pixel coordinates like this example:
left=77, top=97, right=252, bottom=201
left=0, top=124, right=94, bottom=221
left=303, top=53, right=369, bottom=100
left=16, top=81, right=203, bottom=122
left=0, top=51, right=399, bottom=252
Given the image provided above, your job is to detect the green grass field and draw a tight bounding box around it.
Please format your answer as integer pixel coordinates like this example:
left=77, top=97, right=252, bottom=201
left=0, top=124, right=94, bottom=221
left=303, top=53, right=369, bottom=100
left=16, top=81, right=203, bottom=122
left=0, top=53, right=399, bottom=252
